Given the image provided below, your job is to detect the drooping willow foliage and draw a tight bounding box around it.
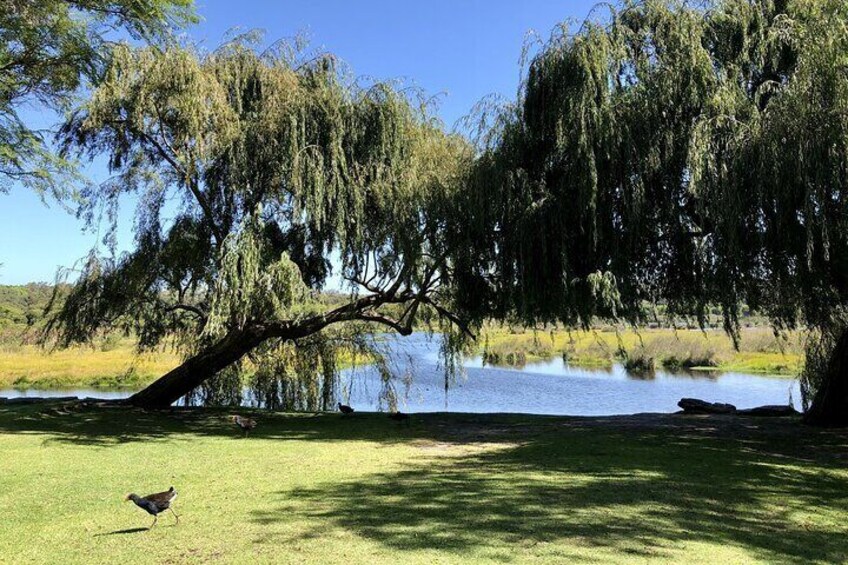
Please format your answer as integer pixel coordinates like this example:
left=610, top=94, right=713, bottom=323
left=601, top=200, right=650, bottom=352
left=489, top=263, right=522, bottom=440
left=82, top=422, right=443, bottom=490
left=458, top=0, right=848, bottom=353
left=450, top=0, right=848, bottom=422
left=186, top=329, right=359, bottom=410
left=48, top=35, right=473, bottom=409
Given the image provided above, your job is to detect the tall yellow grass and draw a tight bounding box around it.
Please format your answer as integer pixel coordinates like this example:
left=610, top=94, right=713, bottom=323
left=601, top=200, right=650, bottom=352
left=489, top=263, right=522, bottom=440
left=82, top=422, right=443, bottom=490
left=0, top=341, right=180, bottom=389
left=0, top=339, right=371, bottom=390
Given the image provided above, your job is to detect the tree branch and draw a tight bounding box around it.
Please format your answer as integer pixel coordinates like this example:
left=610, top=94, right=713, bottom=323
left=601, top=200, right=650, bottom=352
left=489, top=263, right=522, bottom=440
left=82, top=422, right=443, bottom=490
left=266, top=290, right=412, bottom=338
left=130, top=123, right=225, bottom=248
left=357, top=311, right=413, bottom=335
left=420, top=295, right=476, bottom=339
left=165, top=303, right=208, bottom=323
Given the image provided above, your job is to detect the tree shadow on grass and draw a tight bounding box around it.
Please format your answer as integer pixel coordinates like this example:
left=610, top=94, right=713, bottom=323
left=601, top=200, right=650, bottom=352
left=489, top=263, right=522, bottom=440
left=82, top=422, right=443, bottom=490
left=251, top=419, right=848, bottom=563
left=0, top=402, right=392, bottom=446
left=0, top=400, right=847, bottom=456
left=0, top=401, right=594, bottom=446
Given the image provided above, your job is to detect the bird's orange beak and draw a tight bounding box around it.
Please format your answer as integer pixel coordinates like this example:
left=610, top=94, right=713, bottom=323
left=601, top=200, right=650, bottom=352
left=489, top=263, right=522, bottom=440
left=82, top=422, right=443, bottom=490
left=123, top=494, right=131, bottom=501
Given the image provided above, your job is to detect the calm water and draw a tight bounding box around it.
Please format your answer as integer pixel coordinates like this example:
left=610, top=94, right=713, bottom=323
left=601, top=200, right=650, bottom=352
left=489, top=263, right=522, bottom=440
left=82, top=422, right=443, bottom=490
left=0, top=333, right=801, bottom=415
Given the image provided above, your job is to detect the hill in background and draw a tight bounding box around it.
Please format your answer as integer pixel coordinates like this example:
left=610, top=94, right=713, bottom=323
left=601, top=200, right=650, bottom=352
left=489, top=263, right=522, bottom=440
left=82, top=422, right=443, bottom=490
left=0, top=284, right=55, bottom=336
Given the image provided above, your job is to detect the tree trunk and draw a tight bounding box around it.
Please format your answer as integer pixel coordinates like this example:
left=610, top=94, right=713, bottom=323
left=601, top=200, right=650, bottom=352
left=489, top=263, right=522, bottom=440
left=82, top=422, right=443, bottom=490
left=804, top=326, right=848, bottom=427
left=128, top=328, right=267, bottom=409
left=125, top=291, right=420, bottom=409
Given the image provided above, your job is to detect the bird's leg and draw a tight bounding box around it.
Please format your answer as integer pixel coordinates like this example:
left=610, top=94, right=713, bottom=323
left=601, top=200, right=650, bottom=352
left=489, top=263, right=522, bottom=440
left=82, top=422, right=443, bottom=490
left=170, top=508, right=180, bottom=524
left=149, top=515, right=158, bottom=529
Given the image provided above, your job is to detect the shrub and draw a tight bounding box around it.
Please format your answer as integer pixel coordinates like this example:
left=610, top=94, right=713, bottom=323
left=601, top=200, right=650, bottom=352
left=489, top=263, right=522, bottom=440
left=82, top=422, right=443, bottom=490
left=623, top=349, right=655, bottom=374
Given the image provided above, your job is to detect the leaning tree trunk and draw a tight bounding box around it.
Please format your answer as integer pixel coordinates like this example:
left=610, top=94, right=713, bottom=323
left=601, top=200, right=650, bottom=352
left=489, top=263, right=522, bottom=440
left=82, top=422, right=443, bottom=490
left=128, top=328, right=267, bottom=409
left=804, top=326, right=848, bottom=427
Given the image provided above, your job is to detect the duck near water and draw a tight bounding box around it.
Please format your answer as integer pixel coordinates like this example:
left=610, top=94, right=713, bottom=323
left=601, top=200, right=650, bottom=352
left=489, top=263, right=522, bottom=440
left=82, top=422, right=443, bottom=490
left=338, top=402, right=354, bottom=415
left=230, top=414, right=257, bottom=437
left=125, top=487, right=179, bottom=529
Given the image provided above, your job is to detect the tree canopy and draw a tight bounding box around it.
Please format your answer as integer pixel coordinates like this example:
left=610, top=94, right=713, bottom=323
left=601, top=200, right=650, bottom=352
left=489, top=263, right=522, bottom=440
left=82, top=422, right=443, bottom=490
left=459, top=0, right=848, bottom=333
left=0, top=0, right=195, bottom=196
left=457, top=0, right=848, bottom=423
left=50, top=37, right=472, bottom=408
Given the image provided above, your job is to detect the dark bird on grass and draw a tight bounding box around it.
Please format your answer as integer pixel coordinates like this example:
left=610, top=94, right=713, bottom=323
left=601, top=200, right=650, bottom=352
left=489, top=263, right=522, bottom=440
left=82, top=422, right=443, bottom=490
left=231, top=414, right=257, bottom=437
left=125, top=487, right=179, bottom=529
left=388, top=411, right=410, bottom=422
left=338, top=402, right=354, bottom=415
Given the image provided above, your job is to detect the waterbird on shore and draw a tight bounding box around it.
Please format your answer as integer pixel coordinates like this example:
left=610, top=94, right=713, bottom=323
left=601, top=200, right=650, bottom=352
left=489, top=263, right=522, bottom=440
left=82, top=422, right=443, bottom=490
left=125, top=487, right=178, bottom=529
left=230, top=414, right=257, bottom=437
left=338, top=402, right=354, bottom=415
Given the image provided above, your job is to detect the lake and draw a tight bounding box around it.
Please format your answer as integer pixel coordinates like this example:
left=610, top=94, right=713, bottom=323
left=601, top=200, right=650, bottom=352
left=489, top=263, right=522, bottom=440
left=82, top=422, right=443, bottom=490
left=0, top=333, right=801, bottom=415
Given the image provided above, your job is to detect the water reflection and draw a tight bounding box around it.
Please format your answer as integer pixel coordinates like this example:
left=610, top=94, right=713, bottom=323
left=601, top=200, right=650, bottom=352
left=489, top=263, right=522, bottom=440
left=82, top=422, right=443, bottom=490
left=340, top=334, right=800, bottom=415
left=0, top=333, right=800, bottom=416
left=471, top=353, right=723, bottom=381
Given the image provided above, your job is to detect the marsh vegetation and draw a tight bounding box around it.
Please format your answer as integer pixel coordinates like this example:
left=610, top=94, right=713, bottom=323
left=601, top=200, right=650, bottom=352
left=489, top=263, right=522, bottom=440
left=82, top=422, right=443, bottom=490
left=480, top=326, right=804, bottom=375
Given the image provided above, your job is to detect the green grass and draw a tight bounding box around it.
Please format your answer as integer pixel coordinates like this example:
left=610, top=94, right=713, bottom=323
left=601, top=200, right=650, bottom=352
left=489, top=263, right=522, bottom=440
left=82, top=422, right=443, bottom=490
left=0, top=404, right=846, bottom=564
left=481, top=326, right=805, bottom=375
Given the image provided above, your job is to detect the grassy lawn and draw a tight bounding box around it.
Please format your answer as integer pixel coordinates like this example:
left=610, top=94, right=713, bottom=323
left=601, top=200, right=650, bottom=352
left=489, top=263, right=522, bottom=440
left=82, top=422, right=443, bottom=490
left=0, top=404, right=846, bottom=564
left=481, top=326, right=805, bottom=375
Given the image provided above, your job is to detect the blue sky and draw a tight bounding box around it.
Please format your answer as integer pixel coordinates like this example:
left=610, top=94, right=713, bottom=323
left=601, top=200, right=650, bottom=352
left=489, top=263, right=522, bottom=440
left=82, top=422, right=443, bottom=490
left=0, top=0, right=597, bottom=285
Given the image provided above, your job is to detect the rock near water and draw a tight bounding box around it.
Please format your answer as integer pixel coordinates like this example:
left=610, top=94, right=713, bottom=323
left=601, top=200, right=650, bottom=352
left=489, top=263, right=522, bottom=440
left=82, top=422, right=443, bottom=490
left=678, top=398, right=799, bottom=417
left=678, top=398, right=737, bottom=414
left=736, top=405, right=799, bottom=417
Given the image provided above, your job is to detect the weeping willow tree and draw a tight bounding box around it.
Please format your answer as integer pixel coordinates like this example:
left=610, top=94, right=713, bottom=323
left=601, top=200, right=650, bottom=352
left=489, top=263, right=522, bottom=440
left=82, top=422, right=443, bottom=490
left=49, top=36, right=473, bottom=408
left=457, top=0, right=848, bottom=425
